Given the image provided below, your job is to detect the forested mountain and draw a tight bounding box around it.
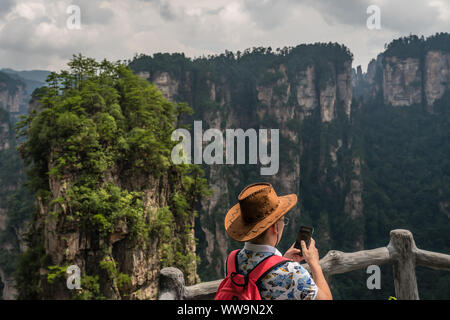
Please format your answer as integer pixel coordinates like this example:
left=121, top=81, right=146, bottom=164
left=13, top=56, right=208, bottom=299
left=0, top=33, right=449, bottom=299
left=0, top=69, right=50, bottom=98
left=129, top=33, right=450, bottom=299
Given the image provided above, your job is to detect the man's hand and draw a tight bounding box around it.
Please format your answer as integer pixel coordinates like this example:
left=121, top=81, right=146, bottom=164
left=284, top=242, right=304, bottom=262
left=301, top=238, right=333, bottom=300
left=300, top=238, right=320, bottom=267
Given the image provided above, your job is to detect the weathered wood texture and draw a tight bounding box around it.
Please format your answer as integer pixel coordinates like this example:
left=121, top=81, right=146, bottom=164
left=158, top=229, right=450, bottom=300
left=185, top=280, right=223, bottom=300
left=416, top=249, right=450, bottom=271
left=302, top=247, right=391, bottom=276
left=158, top=267, right=186, bottom=300
left=388, top=229, right=419, bottom=300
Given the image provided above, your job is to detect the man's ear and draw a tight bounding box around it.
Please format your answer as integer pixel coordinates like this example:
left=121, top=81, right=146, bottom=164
left=269, top=223, right=277, bottom=235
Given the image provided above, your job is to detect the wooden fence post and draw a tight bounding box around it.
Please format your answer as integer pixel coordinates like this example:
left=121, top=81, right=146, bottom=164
left=388, top=229, right=419, bottom=300
left=158, top=267, right=185, bottom=300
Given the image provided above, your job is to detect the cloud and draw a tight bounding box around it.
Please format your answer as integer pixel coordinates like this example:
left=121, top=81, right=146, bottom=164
left=241, top=0, right=299, bottom=30
left=0, top=0, right=15, bottom=16
left=159, top=1, right=177, bottom=21
left=377, top=1, right=442, bottom=34
left=76, top=0, right=114, bottom=25
left=298, top=0, right=447, bottom=34
left=0, top=0, right=449, bottom=72
left=0, top=1, right=115, bottom=70
left=300, top=0, right=370, bottom=26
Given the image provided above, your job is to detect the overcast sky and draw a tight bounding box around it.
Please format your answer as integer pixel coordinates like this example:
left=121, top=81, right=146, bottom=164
left=0, top=0, right=449, bottom=72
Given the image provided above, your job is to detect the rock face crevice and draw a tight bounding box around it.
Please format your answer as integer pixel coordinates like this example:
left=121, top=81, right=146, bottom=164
left=383, top=56, right=423, bottom=107
left=424, top=51, right=450, bottom=107
left=34, top=170, right=178, bottom=299
left=0, top=84, right=26, bottom=114
left=0, top=120, right=11, bottom=151
left=296, top=66, right=318, bottom=117
left=344, top=157, right=364, bottom=250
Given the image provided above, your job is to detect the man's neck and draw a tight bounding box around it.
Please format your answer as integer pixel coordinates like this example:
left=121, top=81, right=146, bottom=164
left=244, top=242, right=282, bottom=256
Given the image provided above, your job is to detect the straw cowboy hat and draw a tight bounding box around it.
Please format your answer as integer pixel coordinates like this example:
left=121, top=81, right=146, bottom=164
left=225, top=182, right=298, bottom=242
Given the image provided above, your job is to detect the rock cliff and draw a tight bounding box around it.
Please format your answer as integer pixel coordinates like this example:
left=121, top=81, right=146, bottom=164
left=424, top=51, right=450, bottom=107
left=0, top=72, right=27, bottom=117
left=132, top=35, right=450, bottom=289
left=130, top=44, right=356, bottom=280
left=0, top=74, right=32, bottom=299
left=354, top=34, right=450, bottom=109
left=14, top=58, right=204, bottom=300
left=382, top=56, right=423, bottom=106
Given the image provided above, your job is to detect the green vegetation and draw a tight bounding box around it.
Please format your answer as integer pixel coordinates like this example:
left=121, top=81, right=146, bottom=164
left=357, top=92, right=450, bottom=249
left=47, top=265, right=69, bottom=284
left=65, top=183, right=147, bottom=241
left=0, top=105, right=34, bottom=299
left=99, top=256, right=131, bottom=291
left=72, top=274, right=104, bottom=300
left=384, top=32, right=450, bottom=60
left=15, top=244, right=50, bottom=299
left=15, top=55, right=209, bottom=299
left=331, top=90, right=450, bottom=299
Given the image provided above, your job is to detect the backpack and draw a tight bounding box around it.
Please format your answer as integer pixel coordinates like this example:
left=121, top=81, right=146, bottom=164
left=214, top=249, right=290, bottom=300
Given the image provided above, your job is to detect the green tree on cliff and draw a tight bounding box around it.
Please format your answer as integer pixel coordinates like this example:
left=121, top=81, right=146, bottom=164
left=15, top=55, right=209, bottom=299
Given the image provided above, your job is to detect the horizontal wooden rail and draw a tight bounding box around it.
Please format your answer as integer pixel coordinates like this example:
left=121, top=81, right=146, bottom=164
left=415, top=248, right=450, bottom=271
left=158, top=229, right=450, bottom=300
left=303, top=247, right=391, bottom=276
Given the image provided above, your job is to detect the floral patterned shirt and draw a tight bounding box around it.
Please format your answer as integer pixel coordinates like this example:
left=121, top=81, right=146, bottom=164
left=232, top=242, right=318, bottom=300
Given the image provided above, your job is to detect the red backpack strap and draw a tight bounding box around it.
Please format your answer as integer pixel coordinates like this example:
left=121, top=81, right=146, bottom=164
left=226, top=249, right=241, bottom=275
left=248, top=255, right=291, bottom=284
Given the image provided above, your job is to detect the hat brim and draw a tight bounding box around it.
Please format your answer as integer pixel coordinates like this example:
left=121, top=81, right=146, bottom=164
left=225, top=194, right=297, bottom=242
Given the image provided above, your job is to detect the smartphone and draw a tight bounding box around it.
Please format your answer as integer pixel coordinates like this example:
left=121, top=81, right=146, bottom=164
left=294, top=226, right=314, bottom=256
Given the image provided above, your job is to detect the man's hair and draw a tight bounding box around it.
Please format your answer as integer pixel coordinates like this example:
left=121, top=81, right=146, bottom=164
left=249, top=218, right=282, bottom=244
left=250, top=229, right=268, bottom=244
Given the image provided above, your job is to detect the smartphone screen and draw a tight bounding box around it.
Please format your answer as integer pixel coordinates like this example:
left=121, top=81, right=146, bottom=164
left=294, top=226, right=314, bottom=256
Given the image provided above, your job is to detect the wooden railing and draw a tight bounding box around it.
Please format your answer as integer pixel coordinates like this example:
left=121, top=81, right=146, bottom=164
left=158, top=229, right=450, bottom=300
